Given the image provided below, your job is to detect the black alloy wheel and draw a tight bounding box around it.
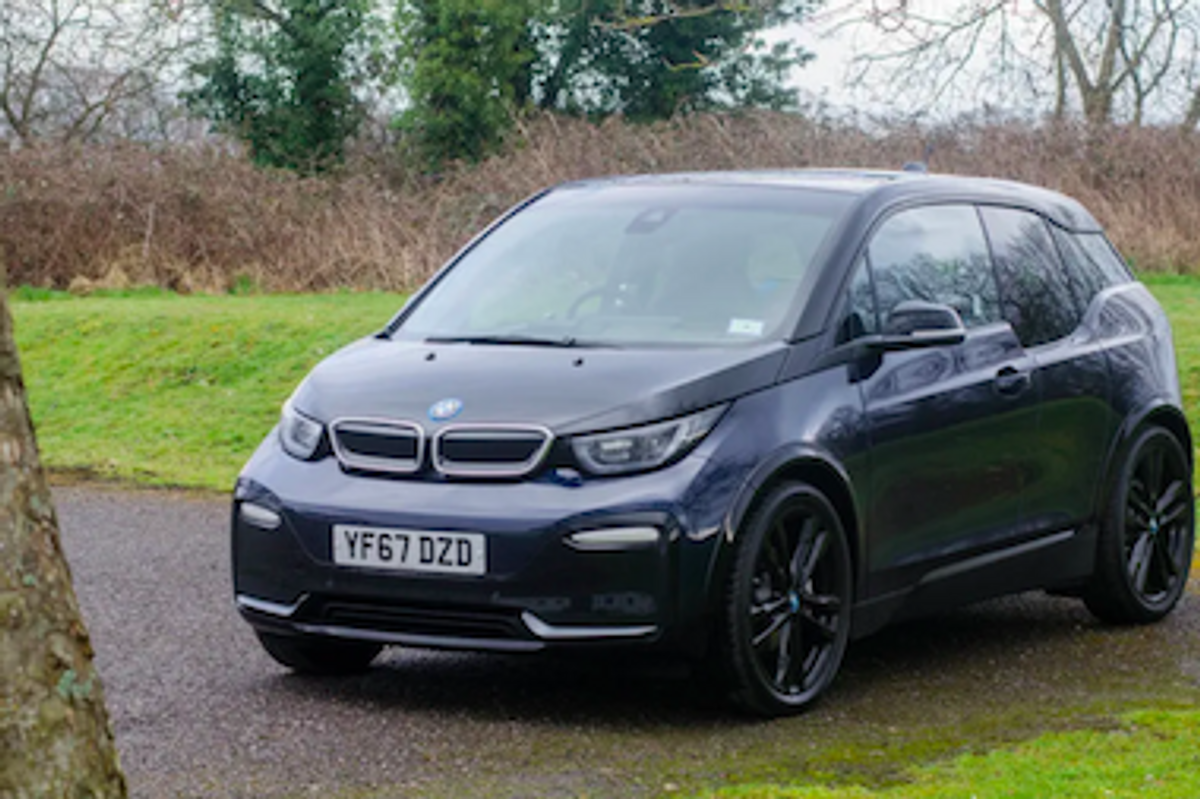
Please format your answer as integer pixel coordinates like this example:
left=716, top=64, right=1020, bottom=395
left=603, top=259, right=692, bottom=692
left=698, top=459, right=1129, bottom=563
left=723, top=482, right=853, bottom=716
left=1085, top=425, right=1194, bottom=624
left=256, top=631, right=382, bottom=675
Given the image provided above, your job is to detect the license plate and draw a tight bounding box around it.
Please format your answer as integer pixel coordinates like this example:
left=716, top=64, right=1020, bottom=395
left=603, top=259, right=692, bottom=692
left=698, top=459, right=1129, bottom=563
left=332, top=525, right=486, bottom=576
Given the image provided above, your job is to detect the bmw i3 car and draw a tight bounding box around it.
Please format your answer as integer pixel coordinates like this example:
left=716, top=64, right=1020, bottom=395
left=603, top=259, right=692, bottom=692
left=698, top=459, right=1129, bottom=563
left=232, top=169, right=1194, bottom=715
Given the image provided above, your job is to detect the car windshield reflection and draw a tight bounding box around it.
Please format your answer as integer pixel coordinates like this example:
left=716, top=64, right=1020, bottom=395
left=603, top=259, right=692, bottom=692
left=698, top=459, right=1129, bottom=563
left=395, top=184, right=851, bottom=348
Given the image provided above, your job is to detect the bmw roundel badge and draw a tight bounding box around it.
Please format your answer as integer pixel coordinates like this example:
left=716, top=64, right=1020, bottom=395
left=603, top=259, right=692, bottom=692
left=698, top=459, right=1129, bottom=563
left=428, top=397, right=464, bottom=422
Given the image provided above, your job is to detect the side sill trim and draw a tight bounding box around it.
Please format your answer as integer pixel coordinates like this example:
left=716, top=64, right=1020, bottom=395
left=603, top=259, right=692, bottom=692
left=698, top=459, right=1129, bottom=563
left=919, top=529, right=1076, bottom=585
left=521, top=611, right=657, bottom=641
left=236, top=594, right=307, bottom=618
left=293, top=622, right=544, bottom=653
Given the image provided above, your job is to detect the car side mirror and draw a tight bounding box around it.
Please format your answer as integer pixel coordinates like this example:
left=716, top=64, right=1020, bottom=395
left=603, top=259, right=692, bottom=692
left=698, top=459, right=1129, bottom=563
left=873, top=300, right=966, bottom=350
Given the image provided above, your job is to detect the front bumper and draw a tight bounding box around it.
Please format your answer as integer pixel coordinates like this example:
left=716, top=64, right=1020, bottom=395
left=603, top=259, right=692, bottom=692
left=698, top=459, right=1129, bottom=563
left=235, top=593, right=659, bottom=653
left=232, top=446, right=736, bottom=654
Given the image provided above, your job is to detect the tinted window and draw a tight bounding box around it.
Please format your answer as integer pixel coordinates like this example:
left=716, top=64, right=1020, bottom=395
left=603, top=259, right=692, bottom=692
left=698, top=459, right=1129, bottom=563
left=981, top=206, right=1079, bottom=347
left=836, top=257, right=877, bottom=344
left=867, top=205, right=1001, bottom=330
left=1049, top=225, right=1110, bottom=316
left=1075, top=233, right=1133, bottom=285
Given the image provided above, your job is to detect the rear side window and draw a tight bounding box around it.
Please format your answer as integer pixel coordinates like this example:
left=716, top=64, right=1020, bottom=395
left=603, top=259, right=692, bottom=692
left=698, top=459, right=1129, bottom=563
left=867, top=205, right=1001, bottom=330
left=1049, top=225, right=1112, bottom=316
left=1074, top=232, right=1133, bottom=285
left=981, top=206, right=1080, bottom=348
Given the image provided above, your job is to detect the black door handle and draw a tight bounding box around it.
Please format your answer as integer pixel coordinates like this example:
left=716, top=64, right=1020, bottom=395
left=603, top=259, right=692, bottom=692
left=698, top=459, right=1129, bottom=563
left=994, top=366, right=1031, bottom=397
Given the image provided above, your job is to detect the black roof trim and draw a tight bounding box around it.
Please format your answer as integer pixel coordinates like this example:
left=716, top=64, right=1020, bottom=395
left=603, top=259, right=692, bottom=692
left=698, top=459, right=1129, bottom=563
left=553, top=169, right=1104, bottom=232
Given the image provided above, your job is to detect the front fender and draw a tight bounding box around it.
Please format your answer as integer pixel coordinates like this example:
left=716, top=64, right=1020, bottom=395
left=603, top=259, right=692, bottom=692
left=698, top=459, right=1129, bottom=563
left=696, top=443, right=866, bottom=636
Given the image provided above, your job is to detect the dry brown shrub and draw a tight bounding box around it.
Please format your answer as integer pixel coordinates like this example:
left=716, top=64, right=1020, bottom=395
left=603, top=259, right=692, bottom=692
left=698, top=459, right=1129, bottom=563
left=2, top=112, right=1199, bottom=293
left=0, top=144, right=433, bottom=292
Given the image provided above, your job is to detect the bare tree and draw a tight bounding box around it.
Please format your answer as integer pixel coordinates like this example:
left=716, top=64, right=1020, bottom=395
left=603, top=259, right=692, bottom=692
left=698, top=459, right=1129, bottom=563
left=0, top=0, right=200, bottom=144
left=829, top=0, right=1200, bottom=127
left=0, top=285, right=126, bottom=795
left=1044, top=0, right=1191, bottom=125
left=1179, top=8, right=1200, bottom=128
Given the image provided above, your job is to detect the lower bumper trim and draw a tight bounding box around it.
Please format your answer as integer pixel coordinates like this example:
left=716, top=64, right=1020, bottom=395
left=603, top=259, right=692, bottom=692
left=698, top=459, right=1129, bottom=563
left=293, top=622, right=544, bottom=653
left=235, top=593, right=658, bottom=649
left=236, top=593, right=307, bottom=618
left=521, top=611, right=658, bottom=641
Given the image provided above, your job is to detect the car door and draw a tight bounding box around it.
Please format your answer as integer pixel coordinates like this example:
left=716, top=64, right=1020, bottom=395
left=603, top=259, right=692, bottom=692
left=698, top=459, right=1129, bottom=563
left=846, top=204, right=1042, bottom=597
left=979, top=206, right=1115, bottom=535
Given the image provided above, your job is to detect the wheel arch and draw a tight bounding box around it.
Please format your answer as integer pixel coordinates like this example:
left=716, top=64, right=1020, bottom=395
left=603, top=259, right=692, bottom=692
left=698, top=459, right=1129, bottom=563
left=1144, top=406, right=1193, bottom=469
left=1083, top=400, right=1195, bottom=624
left=1096, top=401, right=1193, bottom=519
left=713, top=446, right=864, bottom=603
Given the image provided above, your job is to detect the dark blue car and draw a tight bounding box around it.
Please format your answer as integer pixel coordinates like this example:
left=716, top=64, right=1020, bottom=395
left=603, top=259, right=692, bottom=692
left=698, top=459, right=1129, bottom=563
left=233, top=170, right=1194, bottom=715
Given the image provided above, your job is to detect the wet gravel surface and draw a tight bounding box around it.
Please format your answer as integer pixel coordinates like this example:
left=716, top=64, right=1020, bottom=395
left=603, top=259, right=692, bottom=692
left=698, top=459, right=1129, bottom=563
left=55, top=484, right=1200, bottom=798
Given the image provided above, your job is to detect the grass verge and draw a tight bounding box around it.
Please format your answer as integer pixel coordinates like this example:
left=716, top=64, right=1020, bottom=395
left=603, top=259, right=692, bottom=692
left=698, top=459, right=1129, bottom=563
left=11, top=290, right=405, bottom=489
left=702, top=708, right=1200, bottom=799
left=11, top=277, right=1200, bottom=491
left=1145, top=274, right=1200, bottom=430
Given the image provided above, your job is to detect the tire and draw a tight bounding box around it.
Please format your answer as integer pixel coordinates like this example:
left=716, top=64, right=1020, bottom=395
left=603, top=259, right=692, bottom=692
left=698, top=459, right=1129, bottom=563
left=722, top=481, right=853, bottom=716
left=256, top=631, right=382, bottom=675
left=1084, top=425, right=1195, bottom=624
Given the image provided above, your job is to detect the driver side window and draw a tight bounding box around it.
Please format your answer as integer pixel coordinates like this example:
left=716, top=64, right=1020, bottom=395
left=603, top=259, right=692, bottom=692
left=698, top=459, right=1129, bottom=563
left=868, top=205, right=1001, bottom=331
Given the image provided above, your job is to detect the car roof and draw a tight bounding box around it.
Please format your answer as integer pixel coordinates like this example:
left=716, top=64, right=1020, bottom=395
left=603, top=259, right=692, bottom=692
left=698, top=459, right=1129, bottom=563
left=559, top=169, right=1104, bottom=232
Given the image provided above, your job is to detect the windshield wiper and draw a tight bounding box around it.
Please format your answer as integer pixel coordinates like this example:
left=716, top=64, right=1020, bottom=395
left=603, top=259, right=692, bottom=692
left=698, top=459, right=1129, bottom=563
left=424, top=334, right=605, bottom=348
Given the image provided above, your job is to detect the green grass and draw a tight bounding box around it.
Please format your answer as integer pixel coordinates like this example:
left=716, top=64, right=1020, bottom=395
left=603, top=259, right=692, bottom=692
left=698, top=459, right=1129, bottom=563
left=10, top=291, right=406, bottom=488
left=1144, top=274, right=1200, bottom=434
left=702, top=709, right=1200, bottom=799
left=11, top=277, right=1200, bottom=490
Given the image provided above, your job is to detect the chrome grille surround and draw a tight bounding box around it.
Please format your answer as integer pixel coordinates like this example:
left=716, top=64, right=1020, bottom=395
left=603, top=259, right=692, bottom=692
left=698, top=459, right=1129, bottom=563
left=330, top=418, right=425, bottom=474
left=432, top=424, right=554, bottom=478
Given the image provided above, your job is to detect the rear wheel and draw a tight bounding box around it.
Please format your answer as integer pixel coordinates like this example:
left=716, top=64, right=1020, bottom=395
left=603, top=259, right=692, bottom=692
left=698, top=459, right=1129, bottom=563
left=256, top=632, right=382, bottom=675
left=722, top=482, right=853, bottom=716
left=1084, top=425, right=1194, bottom=624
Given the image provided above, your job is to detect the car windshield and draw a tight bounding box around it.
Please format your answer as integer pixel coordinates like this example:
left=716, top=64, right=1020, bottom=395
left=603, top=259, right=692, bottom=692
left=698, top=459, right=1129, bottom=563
left=395, top=182, right=852, bottom=347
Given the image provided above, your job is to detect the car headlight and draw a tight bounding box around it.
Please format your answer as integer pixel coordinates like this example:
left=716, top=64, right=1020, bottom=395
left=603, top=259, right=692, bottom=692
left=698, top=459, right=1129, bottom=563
left=279, top=400, right=324, bottom=460
left=571, top=405, right=728, bottom=476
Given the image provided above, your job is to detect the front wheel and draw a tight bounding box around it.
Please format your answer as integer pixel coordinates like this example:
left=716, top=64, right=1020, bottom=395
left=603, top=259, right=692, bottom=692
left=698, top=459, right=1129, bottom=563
left=1084, top=425, right=1194, bottom=624
left=256, top=632, right=382, bottom=675
left=722, top=482, right=853, bottom=716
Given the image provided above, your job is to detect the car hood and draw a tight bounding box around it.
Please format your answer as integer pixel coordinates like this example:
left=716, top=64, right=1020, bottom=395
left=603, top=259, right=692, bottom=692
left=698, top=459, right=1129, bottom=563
left=291, top=338, right=789, bottom=435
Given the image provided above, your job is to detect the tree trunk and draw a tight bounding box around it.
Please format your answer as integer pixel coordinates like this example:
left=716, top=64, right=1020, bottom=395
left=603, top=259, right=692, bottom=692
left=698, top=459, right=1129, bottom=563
left=1082, top=86, right=1114, bottom=127
left=0, top=284, right=126, bottom=797
left=1185, top=87, right=1200, bottom=131
left=1053, top=44, right=1067, bottom=121
left=1043, top=0, right=1116, bottom=127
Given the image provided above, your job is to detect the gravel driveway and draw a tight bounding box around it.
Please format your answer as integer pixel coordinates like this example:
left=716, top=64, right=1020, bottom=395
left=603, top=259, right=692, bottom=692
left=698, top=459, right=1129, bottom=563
left=54, top=484, right=1200, bottom=798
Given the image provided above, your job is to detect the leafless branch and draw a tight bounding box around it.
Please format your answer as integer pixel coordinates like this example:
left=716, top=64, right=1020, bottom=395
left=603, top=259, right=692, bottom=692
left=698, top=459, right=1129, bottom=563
left=0, top=0, right=203, bottom=144
left=829, top=0, right=1200, bottom=126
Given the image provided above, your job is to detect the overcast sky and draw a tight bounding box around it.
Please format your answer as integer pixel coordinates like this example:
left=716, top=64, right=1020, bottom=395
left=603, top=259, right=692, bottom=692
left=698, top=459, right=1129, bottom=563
left=785, top=25, right=857, bottom=105
left=768, top=4, right=1053, bottom=122
left=767, top=16, right=910, bottom=118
